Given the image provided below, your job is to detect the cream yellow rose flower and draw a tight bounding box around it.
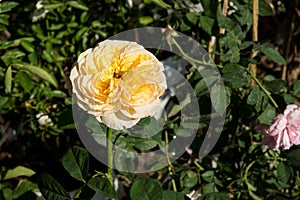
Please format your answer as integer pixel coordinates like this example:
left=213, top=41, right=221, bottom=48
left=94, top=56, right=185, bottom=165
left=70, top=40, right=167, bottom=130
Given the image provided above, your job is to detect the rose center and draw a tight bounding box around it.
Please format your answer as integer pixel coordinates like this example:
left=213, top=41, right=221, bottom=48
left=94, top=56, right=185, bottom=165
left=113, top=71, right=122, bottom=79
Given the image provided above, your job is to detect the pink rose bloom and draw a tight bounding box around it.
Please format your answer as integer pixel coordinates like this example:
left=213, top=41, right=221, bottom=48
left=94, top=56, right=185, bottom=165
left=255, top=104, right=300, bottom=150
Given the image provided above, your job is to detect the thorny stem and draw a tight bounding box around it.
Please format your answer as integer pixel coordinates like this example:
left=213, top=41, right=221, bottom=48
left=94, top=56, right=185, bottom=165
left=165, top=131, right=177, bottom=192
left=171, top=37, right=222, bottom=68
left=246, top=68, right=278, bottom=108
left=106, top=128, right=115, bottom=200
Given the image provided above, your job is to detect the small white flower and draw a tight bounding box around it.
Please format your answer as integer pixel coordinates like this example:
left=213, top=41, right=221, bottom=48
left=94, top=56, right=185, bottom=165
left=186, top=190, right=201, bottom=200
left=36, top=1, right=44, bottom=9
left=32, top=10, right=49, bottom=22
left=32, top=1, right=49, bottom=22
left=126, top=0, right=133, bottom=8
left=185, top=146, right=193, bottom=155
left=36, top=113, right=53, bottom=126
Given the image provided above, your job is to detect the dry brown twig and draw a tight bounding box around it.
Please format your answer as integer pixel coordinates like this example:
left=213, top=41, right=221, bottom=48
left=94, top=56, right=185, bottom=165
left=250, top=0, right=259, bottom=86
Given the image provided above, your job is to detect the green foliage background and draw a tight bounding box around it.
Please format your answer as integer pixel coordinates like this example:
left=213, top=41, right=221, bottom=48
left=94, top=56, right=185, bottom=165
left=1, top=0, right=300, bottom=199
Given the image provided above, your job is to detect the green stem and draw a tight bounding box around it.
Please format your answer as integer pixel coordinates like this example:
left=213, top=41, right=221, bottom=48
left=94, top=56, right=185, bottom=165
left=165, top=131, right=177, bottom=192
left=194, top=160, right=204, bottom=171
left=246, top=68, right=278, bottom=108
left=171, top=38, right=219, bottom=67
left=241, top=161, right=256, bottom=188
left=106, top=128, right=115, bottom=199
left=73, top=188, right=82, bottom=199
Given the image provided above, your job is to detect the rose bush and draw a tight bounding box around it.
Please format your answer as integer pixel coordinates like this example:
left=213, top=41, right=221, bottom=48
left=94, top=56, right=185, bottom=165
left=70, top=40, right=167, bottom=130
left=2, top=0, right=300, bottom=199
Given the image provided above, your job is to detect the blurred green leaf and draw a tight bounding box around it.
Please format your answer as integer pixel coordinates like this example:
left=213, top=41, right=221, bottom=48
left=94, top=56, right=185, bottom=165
left=234, top=6, right=252, bottom=26
left=0, top=96, right=9, bottom=108
left=264, top=79, right=286, bottom=93
left=1, top=49, right=25, bottom=60
left=78, top=185, right=96, bottom=200
left=0, top=40, right=18, bottom=49
left=38, top=173, right=70, bottom=200
left=133, top=138, right=158, bottom=151
left=80, top=12, right=89, bottom=23
left=240, top=41, right=253, bottom=50
left=222, top=63, right=247, bottom=88
left=217, top=4, right=235, bottom=30
left=203, top=182, right=216, bottom=193
left=210, top=83, right=227, bottom=114
left=219, top=26, right=245, bottom=63
left=66, top=1, right=89, bottom=11
left=258, top=0, right=274, bottom=16
left=2, top=188, right=12, bottom=200
left=57, top=108, right=74, bottom=129
left=202, top=170, right=214, bottom=182
left=258, top=104, right=275, bottom=125
left=28, top=52, right=39, bottom=65
left=0, top=14, right=9, bottom=25
left=131, top=117, right=161, bottom=138
left=163, top=190, right=186, bottom=200
left=16, top=63, right=58, bottom=88
left=180, top=170, right=198, bottom=188
left=202, top=192, right=230, bottom=200
left=3, top=166, right=35, bottom=180
left=5, top=66, right=12, bottom=94
left=86, top=115, right=107, bottom=135
left=200, top=15, right=215, bottom=35
left=263, top=75, right=275, bottom=81
left=287, top=149, right=300, bottom=167
left=20, top=40, right=35, bottom=53
left=201, top=0, right=218, bottom=17
left=277, top=162, right=292, bottom=183
left=180, top=19, right=190, bottom=31
left=186, top=13, right=198, bottom=25
left=246, top=85, right=267, bottom=112
left=283, top=94, right=295, bottom=104
left=61, top=146, right=89, bottom=182
left=114, top=148, right=136, bottom=172
left=12, top=180, right=36, bottom=199
left=87, top=176, right=116, bottom=198
left=41, top=2, right=63, bottom=10
left=67, top=21, right=79, bottom=28
left=16, top=71, right=33, bottom=92
left=42, top=50, right=54, bottom=63
left=139, top=16, right=154, bottom=25
left=168, top=104, right=181, bottom=118
left=52, top=90, right=67, bottom=98
left=75, top=27, right=88, bottom=41
left=0, top=24, right=5, bottom=31
left=130, top=178, right=163, bottom=200
left=0, top=2, right=19, bottom=13
left=144, top=0, right=171, bottom=9
left=247, top=85, right=260, bottom=105
left=49, top=24, right=64, bottom=31
left=293, top=80, right=300, bottom=95
left=261, top=45, right=286, bottom=65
